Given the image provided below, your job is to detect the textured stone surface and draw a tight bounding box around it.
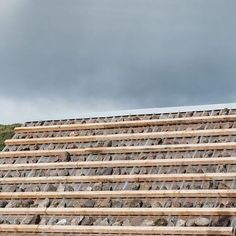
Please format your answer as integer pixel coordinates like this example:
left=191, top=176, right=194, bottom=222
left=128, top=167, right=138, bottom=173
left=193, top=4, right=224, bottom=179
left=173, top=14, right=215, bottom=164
left=176, top=219, right=186, bottom=227
left=194, top=217, right=211, bottom=226
left=81, top=199, right=95, bottom=208
left=141, top=219, right=155, bottom=226
left=186, top=218, right=195, bottom=227
left=38, top=198, right=50, bottom=208
left=94, top=218, right=110, bottom=226
left=154, top=218, right=168, bottom=226
left=56, top=219, right=67, bottom=225
left=1, top=108, right=235, bottom=231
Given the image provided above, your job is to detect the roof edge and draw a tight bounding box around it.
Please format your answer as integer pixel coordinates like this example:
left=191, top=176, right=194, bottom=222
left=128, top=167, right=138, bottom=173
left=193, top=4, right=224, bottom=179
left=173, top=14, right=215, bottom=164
left=26, top=102, right=236, bottom=124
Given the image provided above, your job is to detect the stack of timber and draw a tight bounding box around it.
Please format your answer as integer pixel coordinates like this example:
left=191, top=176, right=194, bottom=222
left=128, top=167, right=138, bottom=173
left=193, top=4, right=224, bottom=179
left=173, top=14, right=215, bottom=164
left=1, top=104, right=236, bottom=235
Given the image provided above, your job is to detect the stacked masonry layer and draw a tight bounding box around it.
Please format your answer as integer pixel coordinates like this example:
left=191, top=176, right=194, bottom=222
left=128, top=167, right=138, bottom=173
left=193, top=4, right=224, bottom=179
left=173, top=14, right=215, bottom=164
left=1, top=104, right=236, bottom=235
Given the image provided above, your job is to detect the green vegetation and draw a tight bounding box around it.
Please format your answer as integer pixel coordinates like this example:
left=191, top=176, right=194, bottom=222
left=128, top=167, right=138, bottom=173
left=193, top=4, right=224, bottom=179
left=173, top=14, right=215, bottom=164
left=0, top=124, right=21, bottom=151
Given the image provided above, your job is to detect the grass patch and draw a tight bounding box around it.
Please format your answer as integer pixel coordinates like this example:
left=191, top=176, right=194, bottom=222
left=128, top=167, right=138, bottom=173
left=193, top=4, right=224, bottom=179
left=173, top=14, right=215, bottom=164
left=0, top=124, right=21, bottom=151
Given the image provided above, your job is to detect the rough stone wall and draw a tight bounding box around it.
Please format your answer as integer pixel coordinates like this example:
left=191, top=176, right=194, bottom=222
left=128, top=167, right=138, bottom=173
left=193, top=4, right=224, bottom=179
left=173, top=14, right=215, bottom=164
left=0, top=107, right=235, bottom=235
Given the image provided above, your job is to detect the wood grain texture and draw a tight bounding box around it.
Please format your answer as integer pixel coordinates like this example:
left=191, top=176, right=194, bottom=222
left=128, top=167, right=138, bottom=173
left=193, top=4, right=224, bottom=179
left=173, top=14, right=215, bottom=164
left=0, top=190, right=234, bottom=199
left=0, top=172, right=235, bottom=184
left=2, top=142, right=236, bottom=157
left=6, top=128, right=236, bottom=145
left=0, top=225, right=233, bottom=235
left=15, top=114, right=236, bottom=133
left=0, top=157, right=234, bottom=171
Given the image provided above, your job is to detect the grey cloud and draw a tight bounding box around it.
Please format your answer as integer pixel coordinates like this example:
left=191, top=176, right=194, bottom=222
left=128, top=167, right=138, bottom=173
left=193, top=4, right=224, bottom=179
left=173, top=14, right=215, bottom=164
left=0, top=0, right=236, bottom=123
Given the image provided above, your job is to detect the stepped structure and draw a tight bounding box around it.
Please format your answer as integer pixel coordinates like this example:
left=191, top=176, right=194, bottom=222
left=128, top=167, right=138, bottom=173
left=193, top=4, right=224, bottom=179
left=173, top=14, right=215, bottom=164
left=0, top=103, right=236, bottom=235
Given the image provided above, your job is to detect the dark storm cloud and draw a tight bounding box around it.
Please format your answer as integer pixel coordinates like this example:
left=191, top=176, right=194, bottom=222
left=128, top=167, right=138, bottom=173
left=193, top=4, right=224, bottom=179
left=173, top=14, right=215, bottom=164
left=0, top=0, right=236, bottom=123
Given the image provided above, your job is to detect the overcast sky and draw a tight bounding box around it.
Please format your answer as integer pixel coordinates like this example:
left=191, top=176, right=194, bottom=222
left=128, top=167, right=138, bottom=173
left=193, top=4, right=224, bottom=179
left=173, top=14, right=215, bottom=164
left=0, top=0, right=236, bottom=124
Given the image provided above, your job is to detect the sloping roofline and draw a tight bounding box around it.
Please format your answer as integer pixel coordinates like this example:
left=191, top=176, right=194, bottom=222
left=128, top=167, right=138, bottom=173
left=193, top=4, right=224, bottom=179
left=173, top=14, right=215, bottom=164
left=26, top=103, right=236, bottom=124
left=81, top=103, right=236, bottom=118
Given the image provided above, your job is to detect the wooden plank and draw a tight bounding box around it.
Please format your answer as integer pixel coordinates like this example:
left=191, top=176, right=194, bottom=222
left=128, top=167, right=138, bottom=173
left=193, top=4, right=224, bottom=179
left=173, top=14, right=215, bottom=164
left=1, top=142, right=236, bottom=158
left=1, top=143, right=236, bottom=159
left=0, top=225, right=233, bottom=235
left=0, top=207, right=235, bottom=216
left=6, top=128, right=236, bottom=146
left=15, top=114, right=236, bottom=133
left=0, top=157, right=235, bottom=171
left=0, top=172, right=235, bottom=184
left=0, top=190, right=235, bottom=199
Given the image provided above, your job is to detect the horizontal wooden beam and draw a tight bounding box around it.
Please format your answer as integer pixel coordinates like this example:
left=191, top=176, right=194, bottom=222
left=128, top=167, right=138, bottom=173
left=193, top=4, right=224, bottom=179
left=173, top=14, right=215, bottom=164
left=0, top=225, right=233, bottom=235
left=15, top=114, right=236, bottom=133
left=1, top=142, right=236, bottom=158
left=0, top=208, right=235, bottom=216
left=0, top=157, right=234, bottom=171
left=0, top=190, right=234, bottom=199
left=0, top=172, right=235, bottom=184
left=6, top=128, right=236, bottom=146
